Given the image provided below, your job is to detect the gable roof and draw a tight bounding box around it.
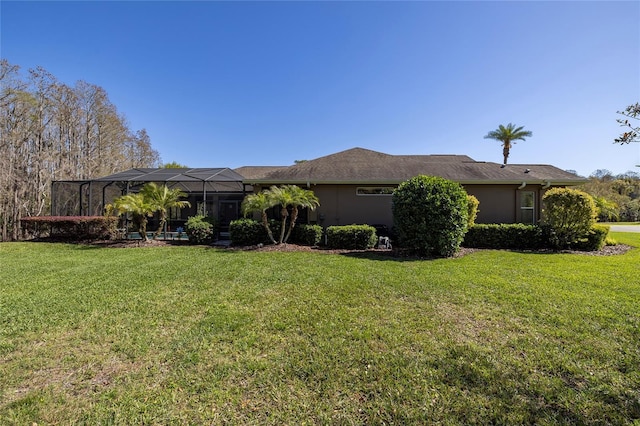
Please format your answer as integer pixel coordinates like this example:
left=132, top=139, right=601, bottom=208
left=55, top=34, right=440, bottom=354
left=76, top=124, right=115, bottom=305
left=240, top=147, right=586, bottom=185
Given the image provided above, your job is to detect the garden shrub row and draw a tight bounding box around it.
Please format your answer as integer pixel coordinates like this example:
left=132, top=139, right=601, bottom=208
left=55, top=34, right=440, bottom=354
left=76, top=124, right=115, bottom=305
left=229, top=219, right=323, bottom=246
left=20, top=216, right=118, bottom=241
left=462, top=223, right=610, bottom=251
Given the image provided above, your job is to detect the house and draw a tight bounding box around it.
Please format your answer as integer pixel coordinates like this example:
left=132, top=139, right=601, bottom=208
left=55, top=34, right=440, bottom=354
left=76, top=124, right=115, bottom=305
left=237, top=147, right=587, bottom=229
left=51, top=147, right=587, bottom=233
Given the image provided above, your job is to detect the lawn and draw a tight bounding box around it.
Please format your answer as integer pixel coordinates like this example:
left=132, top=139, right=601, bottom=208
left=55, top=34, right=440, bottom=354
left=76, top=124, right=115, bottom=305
left=1, top=233, right=639, bottom=424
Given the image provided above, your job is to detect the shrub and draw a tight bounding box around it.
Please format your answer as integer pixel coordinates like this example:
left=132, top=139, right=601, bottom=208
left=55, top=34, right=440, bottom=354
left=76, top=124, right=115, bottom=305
left=463, top=224, right=546, bottom=250
left=229, top=218, right=267, bottom=246
left=571, top=224, right=610, bottom=251
left=185, top=215, right=215, bottom=245
left=20, top=216, right=118, bottom=241
left=467, top=195, right=480, bottom=227
left=542, top=188, right=597, bottom=249
left=326, top=225, right=377, bottom=250
left=392, top=175, right=469, bottom=258
left=291, top=224, right=323, bottom=246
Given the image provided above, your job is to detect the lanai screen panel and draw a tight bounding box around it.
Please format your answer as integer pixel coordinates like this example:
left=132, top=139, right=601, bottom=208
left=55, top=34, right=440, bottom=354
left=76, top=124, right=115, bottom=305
left=52, top=168, right=246, bottom=216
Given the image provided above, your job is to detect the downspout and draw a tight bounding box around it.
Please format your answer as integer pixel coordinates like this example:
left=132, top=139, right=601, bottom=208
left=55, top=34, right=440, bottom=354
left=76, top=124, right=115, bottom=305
left=518, top=182, right=527, bottom=189
left=542, top=180, right=551, bottom=189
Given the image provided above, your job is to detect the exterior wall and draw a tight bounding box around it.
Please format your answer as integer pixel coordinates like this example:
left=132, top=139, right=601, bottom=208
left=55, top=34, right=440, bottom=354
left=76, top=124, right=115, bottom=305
left=305, top=183, right=547, bottom=229
left=311, top=184, right=395, bottom=228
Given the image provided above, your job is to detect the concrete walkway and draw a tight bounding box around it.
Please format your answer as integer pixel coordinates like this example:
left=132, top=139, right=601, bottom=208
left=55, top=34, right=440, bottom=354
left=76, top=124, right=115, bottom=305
left=609, top=225, right=640, bottom=233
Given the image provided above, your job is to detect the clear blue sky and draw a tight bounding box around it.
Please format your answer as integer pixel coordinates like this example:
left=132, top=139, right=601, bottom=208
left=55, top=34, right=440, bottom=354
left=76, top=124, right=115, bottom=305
left=2, top=1, right=639, bottom=177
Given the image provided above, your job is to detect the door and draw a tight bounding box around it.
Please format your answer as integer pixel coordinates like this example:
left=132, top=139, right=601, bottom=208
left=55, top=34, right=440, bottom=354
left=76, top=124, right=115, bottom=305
left=219, top=201, right=240, bottom=236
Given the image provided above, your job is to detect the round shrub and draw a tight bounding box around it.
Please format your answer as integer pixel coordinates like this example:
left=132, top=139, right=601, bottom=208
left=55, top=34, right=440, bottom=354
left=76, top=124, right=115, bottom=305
left=185, top=215, right=215, bottom=245
left=542, top=188, right=597, bottom=249
left=392, top=175, right=469, bottom=257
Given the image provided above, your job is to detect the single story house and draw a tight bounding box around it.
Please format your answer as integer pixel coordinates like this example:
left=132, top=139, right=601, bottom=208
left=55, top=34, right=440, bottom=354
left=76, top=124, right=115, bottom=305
left=237, top=147, right=587, bottom=229
left=51, top=147, right=587, bottom=234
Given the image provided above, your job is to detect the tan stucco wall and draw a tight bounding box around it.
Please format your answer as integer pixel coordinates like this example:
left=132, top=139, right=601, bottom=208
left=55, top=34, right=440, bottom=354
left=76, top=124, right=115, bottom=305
left=311, top=185, right=395, bottom=228
left=303, top=183, right=548, bottom=228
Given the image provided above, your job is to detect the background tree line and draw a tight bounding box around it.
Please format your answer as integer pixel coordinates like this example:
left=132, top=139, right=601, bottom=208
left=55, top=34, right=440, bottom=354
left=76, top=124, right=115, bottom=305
left=0, top=60, right=160, bottom=241
left=581, top=169, right=640, bottom=222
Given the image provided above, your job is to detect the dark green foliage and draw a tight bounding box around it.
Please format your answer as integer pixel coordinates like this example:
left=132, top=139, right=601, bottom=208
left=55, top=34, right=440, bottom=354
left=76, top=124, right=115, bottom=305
left=571, top=225, right=610, bottom=251
left=229, top=218, right=267, bottom=246
left=463, top=224, right=546, bottom=250
left=291, top=224, right=323, bottom=246
left=326, top=225, right=377, bottom=250
left=20, top=216, right=118, bottom=241
left=542, top=188, right=597, bottom=249
left=392, top=175, right=469, bottom=257
left=185, top=215, right=215, bottom=245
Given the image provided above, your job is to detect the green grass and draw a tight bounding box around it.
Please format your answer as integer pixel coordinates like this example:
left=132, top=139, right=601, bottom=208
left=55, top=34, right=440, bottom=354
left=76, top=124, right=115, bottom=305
left=1, top=234, right=639, bottom=424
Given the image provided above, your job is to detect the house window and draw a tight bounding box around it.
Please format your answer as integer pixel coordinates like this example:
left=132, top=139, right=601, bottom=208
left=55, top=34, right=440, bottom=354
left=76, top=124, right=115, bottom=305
left=356, top=187, right=395, bottom=196
left=520, top=191, right=535, bottom=224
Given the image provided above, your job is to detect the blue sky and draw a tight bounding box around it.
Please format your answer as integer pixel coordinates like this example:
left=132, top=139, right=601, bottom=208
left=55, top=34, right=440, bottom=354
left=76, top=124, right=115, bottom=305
left=2, top=1, right=639, bottom=177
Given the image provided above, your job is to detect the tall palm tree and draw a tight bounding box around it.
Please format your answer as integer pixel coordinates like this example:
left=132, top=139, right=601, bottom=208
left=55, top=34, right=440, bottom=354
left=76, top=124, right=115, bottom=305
left=140, top=183, right=191, bottom=239
left=113, top=193, right=155, bottom=241
left=281, top=185, right=319, bottom=243
left=484, top=123, right=532, bottom=165
left=241, top=190, right=277, bottom=244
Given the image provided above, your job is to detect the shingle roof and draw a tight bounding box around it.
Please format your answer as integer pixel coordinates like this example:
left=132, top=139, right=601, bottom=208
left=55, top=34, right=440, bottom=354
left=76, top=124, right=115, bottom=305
left=241, top=147, right=586, bottom=185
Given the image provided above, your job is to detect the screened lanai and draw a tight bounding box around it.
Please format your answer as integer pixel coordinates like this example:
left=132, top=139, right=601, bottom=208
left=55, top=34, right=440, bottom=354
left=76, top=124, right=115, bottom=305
left=51, top=168, right=250, bottom=233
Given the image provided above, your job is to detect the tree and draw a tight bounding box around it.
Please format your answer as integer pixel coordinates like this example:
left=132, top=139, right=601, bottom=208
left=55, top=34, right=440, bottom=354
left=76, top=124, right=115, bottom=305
left=139, top=183, right=190, bottom=239
left=113, top=193, right=155, bottom=241
left=614, top=103, right=640, bottom=144
left=241, top=185, right=320, bottom=245
left=162, top=161, right=189, bottom=168
left=484, top=123, right=533, bottom=165
left=241, top=191, right=277, bottom=244
left=281, top=185, right=319, bottom=243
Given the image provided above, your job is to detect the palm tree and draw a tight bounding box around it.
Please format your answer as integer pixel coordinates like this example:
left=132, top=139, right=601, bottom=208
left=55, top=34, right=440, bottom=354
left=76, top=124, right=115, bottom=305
left=281, top=185, right=319, bottom=243
left=241, top=190, right=277, bottom=244
left=140, top=183, right=191, bottom=239
left=264, top=185, right=294, bottom=244
left=113, top=193, right=155, bottom=241
left=484, top=123, right=532, bottom=165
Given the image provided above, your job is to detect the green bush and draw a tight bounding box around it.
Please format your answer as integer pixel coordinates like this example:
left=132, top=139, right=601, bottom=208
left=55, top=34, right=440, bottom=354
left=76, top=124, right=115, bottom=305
left=542, top=188, right=597, bottom=249
left=467, top=195, right=480, bottom=227
left=185, top=215, right=215, bottom=245
left=326, top=225, right=377, bottom=250
left=291, top=224, right=323, bottom=246
left=463, top=224, right=546, bottom=249
left=392, top=175, right=469, bottom=258
left=571, top=224, right=609, bottom=251
left=229, top=218, right=267, bottom=246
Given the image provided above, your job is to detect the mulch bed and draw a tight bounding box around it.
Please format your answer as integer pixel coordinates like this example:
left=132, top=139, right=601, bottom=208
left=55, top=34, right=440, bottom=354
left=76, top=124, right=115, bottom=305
left=81, top=239, right=634, bottom=258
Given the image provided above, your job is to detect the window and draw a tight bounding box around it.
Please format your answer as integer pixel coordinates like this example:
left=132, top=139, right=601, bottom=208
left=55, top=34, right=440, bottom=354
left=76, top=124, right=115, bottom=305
left=520, top=191, right=535, bottom=224
left=356, top=187, right=395, bottom=196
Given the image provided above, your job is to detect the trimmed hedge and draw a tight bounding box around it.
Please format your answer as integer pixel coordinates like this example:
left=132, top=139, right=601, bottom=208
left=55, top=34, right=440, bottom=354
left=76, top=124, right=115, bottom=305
left=229, top=218, right=266, bottom=246
left=463, top=223, right=610, bottom=252
left=392, top=175, right=469, bottom=258
left=230, top=219, right=323, bottom=246
left=20, top=216, right=118, bottom=241
left=291, top=224, right=323, bottom=246
left=326, top=224, right=377, bottom=250
left=463, top=224, right=546, bottom=250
